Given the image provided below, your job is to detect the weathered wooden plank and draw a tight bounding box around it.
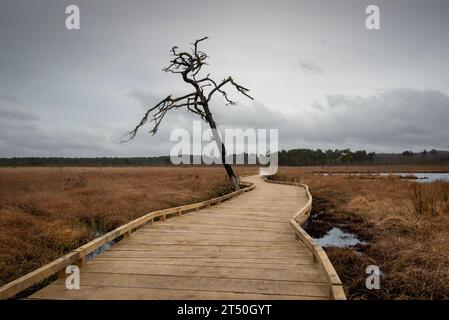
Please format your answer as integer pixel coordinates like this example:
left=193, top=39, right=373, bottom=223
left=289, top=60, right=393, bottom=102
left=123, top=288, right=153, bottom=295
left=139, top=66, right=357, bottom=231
left=122, top=228, right=294, bottom=238
left=108, top=244, right=310, bottom=253
left=72, top=262, right=327, bottom=283
left=116, top=239, right=303, bottom=247
left=92, top=257, right=316, bottom=268
left=96, top=249, right=314, bottom=260
left=51, top=273, right=330, bottom=297
left=129, top=232, right=297, bottom=241
left=29, top=284, right=327, bottom=300
left=153, top=221, right=291, bottom=232
left=172, top=218, right=293, bottom=227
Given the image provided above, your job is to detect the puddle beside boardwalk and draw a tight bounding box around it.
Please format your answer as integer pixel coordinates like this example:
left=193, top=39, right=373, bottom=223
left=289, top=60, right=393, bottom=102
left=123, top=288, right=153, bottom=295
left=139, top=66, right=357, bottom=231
left=314, top=227, right=366, bottom=248
left=306, top=210, right=367, bottom=250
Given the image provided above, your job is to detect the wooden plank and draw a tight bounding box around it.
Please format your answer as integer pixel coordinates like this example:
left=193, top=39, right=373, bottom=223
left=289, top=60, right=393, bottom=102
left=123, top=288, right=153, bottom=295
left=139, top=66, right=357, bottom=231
left=129, top=232, right=297, bottom=241
left=116, top=239, right=303, bottom=248
left=51, top=273, right=331, bottom=297
left=162, top=220, right=293, bottom=229
left=29, top=284, right=327, bottom=300
left=137, top=226, right=292, bottom=235
left=130, top=233, right=297, bottom=243
left=95, top=249, right=314, bottom=260
left=92, top=257, right=317, bottom=268
left=108, top=244, right=310, bottom=253
left=194, top=213, right=294, bottom=220
left=177, top=213, right=292, bottom=223
left=66, top=261, right=327, bottom=283
left=146, top=222, right=289, bottom=233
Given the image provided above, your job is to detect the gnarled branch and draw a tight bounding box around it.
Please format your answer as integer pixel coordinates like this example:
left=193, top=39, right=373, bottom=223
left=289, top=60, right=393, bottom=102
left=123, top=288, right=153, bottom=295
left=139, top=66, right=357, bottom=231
left=122, top=92, right=197, bottom=141
left=126, top=37, right=253, bottom=140
left=125, top=37, right=254, bottom=191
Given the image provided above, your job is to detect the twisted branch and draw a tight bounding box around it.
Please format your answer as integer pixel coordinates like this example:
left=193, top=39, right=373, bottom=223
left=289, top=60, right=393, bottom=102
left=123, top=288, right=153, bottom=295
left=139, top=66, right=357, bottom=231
left=126, top=37, right=253, bottom=141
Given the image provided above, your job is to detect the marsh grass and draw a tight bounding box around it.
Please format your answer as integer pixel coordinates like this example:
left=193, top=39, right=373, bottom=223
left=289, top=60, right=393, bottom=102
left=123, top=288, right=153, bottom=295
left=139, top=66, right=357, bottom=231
left=273, top=166, right=449, bottom=299
left=0, top=166, right=256, bottom=286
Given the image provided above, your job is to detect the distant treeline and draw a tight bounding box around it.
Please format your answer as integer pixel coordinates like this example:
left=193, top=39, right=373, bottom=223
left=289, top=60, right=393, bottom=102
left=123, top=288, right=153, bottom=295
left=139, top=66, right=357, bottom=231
left=278, top=149, right=375, bottom=166
left=279, top=148, right=449, bottom=165
left=1, top=148, right=448, bottom=167
left=0, top=156, right=171, bottom=167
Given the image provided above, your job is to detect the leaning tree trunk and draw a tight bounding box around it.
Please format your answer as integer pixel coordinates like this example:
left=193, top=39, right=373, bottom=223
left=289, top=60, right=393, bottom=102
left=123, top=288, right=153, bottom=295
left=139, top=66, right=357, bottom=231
left=204, top=105, right=240, bottom=191
left=125, top=37, right=253, bottom=192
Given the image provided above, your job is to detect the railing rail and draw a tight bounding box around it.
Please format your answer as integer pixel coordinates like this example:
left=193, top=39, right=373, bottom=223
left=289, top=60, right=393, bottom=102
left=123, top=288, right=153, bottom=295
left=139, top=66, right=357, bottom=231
left=0, top=181, right=255, bottom=300
left=263, top=177, right=346, bottom=300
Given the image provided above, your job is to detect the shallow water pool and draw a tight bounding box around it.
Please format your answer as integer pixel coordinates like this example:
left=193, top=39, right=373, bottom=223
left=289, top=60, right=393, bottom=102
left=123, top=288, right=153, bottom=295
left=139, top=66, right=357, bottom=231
left=313, top=227, right=366, bottom=248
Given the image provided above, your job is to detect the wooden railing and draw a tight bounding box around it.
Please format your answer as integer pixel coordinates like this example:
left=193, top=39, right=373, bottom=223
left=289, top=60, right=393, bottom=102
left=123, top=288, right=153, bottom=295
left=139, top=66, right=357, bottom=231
left=263, top=177, right=346, bottom=300
left=0, top=181, right=255, bottom=300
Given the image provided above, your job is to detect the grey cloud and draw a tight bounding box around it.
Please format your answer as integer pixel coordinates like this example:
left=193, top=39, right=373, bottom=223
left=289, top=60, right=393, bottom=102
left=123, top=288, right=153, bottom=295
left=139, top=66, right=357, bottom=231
left=0, top=95, right=130, bottom=156
left=311, top=88, right=449, bottom=147
left=2, top=88, right=449, bottom=156
left=125, top=86, right=164, bottom=110
left=125, top=87, right=449, bottom=153
left=0, top=95, right=39, bottom=121
left=255, top=88, right=449, bottom=152
left=210, top=100, right=287, bottom=129
left=298, top=61, right=323, bottom=74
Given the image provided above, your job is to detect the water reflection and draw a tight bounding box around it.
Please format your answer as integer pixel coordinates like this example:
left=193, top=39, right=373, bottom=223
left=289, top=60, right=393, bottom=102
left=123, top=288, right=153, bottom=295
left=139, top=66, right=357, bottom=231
left=314, top=227, right=366, bottom=248
left=319, top=172, right=449, bottom=183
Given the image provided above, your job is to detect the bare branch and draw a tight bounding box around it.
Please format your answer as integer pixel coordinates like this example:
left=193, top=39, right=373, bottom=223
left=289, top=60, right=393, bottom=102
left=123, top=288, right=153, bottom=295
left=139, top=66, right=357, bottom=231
left=126, top=37, right=254, bottom=140
left=122, top=92, right=196, bottom=141
left=192, top=36, right=209, bottom=55
left=207, top=76, right=254, bottom=104
left=163, top=37, right=208, bottom=79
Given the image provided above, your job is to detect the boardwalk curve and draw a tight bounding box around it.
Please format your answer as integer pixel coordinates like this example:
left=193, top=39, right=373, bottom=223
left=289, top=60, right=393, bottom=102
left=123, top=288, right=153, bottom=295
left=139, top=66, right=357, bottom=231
left=1, top=175, right=345, bottom=300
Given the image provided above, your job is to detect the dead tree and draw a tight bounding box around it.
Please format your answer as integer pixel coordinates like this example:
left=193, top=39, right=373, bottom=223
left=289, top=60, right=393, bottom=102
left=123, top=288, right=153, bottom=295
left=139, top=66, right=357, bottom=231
left=125, top=37, right=253, bottom=190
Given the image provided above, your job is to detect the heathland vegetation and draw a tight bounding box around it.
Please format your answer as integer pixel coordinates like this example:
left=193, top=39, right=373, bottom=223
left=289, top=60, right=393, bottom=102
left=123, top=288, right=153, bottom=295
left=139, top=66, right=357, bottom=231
left=0, top=167, right=255, bottom=287
left=272, top=165, right=449, bottom=299
left=2, top=164, right=449, bottom=299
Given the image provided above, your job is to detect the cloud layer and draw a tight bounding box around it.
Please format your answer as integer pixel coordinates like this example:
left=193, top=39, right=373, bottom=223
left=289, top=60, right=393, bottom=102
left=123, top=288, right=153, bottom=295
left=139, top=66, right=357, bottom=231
left=1, top=0, right=449, bottom=156
left=2, top=88, right=448, bottom=156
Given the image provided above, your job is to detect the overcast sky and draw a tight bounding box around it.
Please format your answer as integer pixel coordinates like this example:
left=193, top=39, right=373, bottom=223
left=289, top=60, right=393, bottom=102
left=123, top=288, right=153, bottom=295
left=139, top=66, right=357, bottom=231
left=1, top=0, right=449, bottom=157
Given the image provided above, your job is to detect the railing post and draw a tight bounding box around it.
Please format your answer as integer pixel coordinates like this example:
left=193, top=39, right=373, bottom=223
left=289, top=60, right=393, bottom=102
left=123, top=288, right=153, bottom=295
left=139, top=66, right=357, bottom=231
left=76, top=257, right=86, bottom=268
left=57, top=269, right=66, bottom=279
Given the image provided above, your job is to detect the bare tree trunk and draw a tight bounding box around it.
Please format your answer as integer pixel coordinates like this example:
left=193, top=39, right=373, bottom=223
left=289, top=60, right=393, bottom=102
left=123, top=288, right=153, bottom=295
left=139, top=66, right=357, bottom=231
left=126, top=38, right=253, bottom=192
left=204, top=104, right=240, bottom=190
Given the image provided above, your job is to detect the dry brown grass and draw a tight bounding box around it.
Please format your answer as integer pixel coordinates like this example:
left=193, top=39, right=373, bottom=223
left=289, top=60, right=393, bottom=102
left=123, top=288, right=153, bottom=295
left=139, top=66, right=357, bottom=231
left=273, top=166, right=449, bottom=299
left=0, top=166, right=256, bottom=286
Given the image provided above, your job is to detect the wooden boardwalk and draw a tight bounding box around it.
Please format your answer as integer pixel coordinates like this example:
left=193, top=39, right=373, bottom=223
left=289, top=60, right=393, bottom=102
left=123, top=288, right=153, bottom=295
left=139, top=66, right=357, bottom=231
left=23, top=175, right=344, bottom=300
